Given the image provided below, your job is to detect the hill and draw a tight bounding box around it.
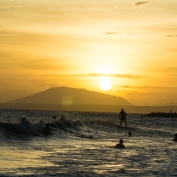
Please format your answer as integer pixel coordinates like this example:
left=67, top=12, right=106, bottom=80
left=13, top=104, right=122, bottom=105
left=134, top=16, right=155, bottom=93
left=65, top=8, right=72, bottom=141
left=7, top=87, right=133, bottom=106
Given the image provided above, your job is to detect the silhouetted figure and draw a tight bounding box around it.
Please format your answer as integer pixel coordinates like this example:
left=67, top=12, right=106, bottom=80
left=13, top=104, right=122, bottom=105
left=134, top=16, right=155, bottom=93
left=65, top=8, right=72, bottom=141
left=43, top=124, right=52, bottom=135
left=115, top=139, right=125, bottom=149
left=128, top=131, right=132, bottom=136
left=52, top=116, right=57, bottom=120
left=119, top=108, right=127, bottom=127
left=173, top=133, right=177, bottom=141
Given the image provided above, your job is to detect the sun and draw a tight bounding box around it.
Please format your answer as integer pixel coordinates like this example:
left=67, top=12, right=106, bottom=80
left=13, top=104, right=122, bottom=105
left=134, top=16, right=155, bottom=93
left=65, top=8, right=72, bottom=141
left=99, top=77, right=112, bottom=91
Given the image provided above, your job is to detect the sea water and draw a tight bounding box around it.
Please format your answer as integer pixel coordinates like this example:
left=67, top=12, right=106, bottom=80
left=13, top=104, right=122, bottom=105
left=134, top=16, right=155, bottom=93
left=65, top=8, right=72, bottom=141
left=0, top=109, right=177, bottom=177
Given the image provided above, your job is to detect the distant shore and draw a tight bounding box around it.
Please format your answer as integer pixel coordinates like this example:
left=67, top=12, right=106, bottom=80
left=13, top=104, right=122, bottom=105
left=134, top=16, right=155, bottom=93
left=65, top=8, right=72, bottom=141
left=0, top=103, right=176, bottom=114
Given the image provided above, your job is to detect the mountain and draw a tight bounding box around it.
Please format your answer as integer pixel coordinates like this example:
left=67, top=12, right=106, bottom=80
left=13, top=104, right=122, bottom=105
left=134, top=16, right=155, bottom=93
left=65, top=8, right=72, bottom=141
left=7, top=87, right=133, bottom=106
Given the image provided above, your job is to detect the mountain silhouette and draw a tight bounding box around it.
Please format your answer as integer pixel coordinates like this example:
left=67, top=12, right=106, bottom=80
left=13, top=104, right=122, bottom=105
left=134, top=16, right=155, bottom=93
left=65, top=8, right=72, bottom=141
left=7, top=87, right=133, bottom=106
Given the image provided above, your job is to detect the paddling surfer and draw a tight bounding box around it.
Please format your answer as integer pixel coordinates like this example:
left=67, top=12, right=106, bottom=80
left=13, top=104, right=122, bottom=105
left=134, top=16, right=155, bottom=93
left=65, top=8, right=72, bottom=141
left=119, top=108, right=127, bottom=127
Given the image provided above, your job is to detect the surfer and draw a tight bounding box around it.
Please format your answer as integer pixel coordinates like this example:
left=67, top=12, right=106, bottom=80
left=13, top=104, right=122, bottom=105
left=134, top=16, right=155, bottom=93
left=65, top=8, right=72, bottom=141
left=173, top=133, right=177, bottom=141
left=119, top=108, right=127, bottom=127
left=43, top=124, right=52, bottom=135
left=52, top=115, right=57, bottom=120
left=115, top=139, right=125, bottom=148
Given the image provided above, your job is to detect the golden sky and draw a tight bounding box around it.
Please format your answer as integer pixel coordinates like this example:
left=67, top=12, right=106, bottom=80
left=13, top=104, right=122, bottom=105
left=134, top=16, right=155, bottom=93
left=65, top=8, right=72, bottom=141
left=0, top=0, right=177, bottom=105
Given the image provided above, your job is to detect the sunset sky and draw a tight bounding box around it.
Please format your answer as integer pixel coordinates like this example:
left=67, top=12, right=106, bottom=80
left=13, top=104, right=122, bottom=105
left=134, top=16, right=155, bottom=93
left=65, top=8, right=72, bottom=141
left=0, top=0, right=177, bottom=106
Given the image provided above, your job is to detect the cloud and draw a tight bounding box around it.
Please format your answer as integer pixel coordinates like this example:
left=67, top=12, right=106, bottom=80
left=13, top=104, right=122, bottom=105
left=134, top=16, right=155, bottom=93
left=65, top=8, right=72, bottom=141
left=104, top=7, right=118, bottom=10
left=45, top=73, right=145, bottom=79
left=0, top=32, right=17, bottom=37
left=119, top=85, right=177, bottom=90
left=105, top=32, right=148, bottom=36
left=0, top=52, right=67, bottom=71
left=134, top=1, right=150, bottom=6
left=105, top=32, right=117, bottom=35
left=0, top=5, right=20, bottom=9
left=165, top=35, right=177, bottom=37
left=76, top=73, right=144, bottom=79
left=19, top=59, right=67, bottom=71
left=162, top=67, right=177, bottom=73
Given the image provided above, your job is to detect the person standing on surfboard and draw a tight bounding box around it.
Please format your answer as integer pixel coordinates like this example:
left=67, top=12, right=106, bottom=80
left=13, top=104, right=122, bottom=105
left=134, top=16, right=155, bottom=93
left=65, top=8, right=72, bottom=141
left=119, top=108, right=127, bottom=127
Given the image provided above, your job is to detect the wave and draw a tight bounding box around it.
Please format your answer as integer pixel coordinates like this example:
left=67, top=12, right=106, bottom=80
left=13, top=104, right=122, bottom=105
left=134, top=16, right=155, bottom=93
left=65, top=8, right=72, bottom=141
left=1, top=111, right=176, bottom=142
left=0, top=114, right=93, bottom=139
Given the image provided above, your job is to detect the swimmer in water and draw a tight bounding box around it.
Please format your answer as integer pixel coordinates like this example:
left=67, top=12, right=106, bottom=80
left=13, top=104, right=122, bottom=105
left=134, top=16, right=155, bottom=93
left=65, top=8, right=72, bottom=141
left=115, top=139, right=125, bottom=149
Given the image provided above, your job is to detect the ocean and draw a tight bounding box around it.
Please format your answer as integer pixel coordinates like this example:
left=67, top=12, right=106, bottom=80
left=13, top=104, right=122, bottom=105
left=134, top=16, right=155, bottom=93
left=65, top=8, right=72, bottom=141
left=0, top=109, right=177, bottom=177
